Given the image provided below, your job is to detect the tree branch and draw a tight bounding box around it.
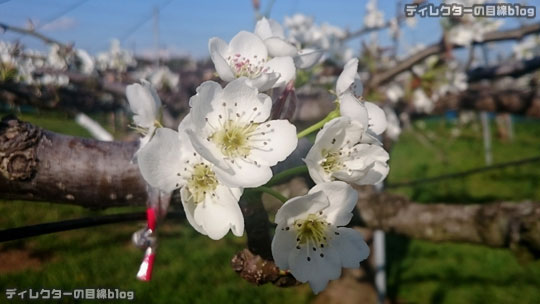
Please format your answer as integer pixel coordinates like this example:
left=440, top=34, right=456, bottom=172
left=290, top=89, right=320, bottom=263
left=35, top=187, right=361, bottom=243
left=355, top=186, right=540, bottom=255
left=0, top=22, right=68, bottom=48
left=0, top=115, right=147, bottom=208
left=367, top=22, right=540, bottom=89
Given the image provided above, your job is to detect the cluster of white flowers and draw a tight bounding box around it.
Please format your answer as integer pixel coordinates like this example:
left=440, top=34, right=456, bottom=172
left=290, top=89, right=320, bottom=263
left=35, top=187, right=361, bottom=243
left=132, top=65, right=180, bottom=91
left=96, top=39, right=137, bottom=72
left=284, top=14, right=354, bottom=64
left=443, top=0, right=504, bottom=46
left=125, top=17, right=389, bottom=295
left=513, top=35, right=540, bottom=60
left=0, top=41, right=96, bottom=86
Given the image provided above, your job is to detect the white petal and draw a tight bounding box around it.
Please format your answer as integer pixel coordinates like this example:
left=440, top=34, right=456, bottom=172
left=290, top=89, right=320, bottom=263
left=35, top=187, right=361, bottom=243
left=245, top=72, right=279, bottom=91
left=288, top=244, right=341, bottom=294
left=228, top=31, right=268, bottom=62
left=336, top=58, right=358, bottom=95
left=188, top=80, right=223, bottom=131
left=248, top=120, right=297, bottom=166
left=264, top=56, right=296, bottom=88
left=304, top=157, right=330, bottom=184
left=274, top=191, right=329, bottom=226
left=126, top=80, right=161, bottom=128
left=339, top=92, right=369, bottom=129
left=186, top=129, right=231, bottom=171
left=294, top=48, right=323, bottom=69
left=309, top=182, right=357, bottom=227
left=355, top=160, right=390, bottom=185
left=193, top=186, right=244, bottom=240
left=221, top=78, right=272, bottom=123
left=254, top=17, right=273, bottom=40
left=213, top=159, right=273, bottom=188
left=208, top=37, right=235, bottom=81
left=180, top=187, right=207, bottom=235
left=330, top=227, right=370, bottom=268
left=264, top=37, right=298, bottom=57
left=271, top=226, right=297, bottom=270
left=364, top=101, right=387, bottom=135
left=137, top=128, right=184, bottom=192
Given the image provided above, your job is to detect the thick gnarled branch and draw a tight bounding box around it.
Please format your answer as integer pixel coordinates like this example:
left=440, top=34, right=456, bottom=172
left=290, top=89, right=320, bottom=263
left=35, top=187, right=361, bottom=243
left=0, top=115, right=146, bottom=208
left=355, top=186, right=540, bottom=255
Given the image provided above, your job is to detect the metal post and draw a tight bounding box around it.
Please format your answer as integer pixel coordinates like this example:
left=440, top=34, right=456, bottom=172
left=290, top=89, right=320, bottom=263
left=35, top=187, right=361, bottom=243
left=481, top=111, right=492, bottom=165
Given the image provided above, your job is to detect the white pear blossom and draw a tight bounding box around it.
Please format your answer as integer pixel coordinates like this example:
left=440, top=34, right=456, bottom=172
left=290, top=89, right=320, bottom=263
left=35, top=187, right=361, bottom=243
left=137, top=127, right=244, bottom=240
left=304, top=116, right=389, bottom=185
left=254, top=17, right=323, bottom=69
left=208, top=31, right=295, bottom=90
left=47, top=44, right=67, bottom=70
left=133, top=65, right=180, bottom=91
left=283, top=14, right=353, bottom=65
left=126, top=80, right=162, bottom=149
left=96, top=39, right=137, bottom=72
left=185, top=78, right=298, bottom=188
left=271, top=181, right=370, bottom=294
left=364, top=0, right=385, bottom=29
left=412, top=88, right=434, bottom=113
left=75, top=49, right=95, bottom=75
left=336, top=58, right=387, bottom=136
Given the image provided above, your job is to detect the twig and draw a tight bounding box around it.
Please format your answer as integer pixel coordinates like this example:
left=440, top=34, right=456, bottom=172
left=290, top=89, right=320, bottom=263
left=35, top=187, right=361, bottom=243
left=0, top=22, right=68, bottom=48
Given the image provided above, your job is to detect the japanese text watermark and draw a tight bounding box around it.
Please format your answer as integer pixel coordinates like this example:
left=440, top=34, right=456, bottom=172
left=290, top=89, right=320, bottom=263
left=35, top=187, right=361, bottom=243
left=5, top=288, right=135, bottom=301
left=405, top=3, right=536, bottom=18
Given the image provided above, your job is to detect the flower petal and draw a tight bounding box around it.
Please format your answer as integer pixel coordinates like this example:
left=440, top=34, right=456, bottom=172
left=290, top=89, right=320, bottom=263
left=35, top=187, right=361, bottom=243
left=364, top=101, right=387, bottom=135
left=228, top=31, right=268, bottom=62
left=288, top=243, right=341, bottom=294
left=271, top=226, right=297, bottom=270
left=274, top=191, right=329, bottom=226
left=294, top=48, right=323, bottom=69
left=264, top=56, right=296, bottom=88
left=208, top=37, right=235, bottom=81
left=254, top=17, right=274, bottom=40
left=339, top=92, right=369, bottom=129
left=221, top=78, right=272, bottom=123
left=309, top=181, right=357, bottom=227
left=180, top=187, right=207, bottom=235
left=264, top=37, right=298, bottom=57
left=330, top=227, right=370, bottom=268
left=193, top=185, right=244, bottom=240
left=185, top=128, right=231, bottom=172
left=126, top=80, right=161, bottom=128
left=137, top=128, right=184, bottom=192
left=245, top=72, right=279, bottom=91
left=248, top=119, right=298, bottom=166
left=188, top=80, right=223, bottom=131
left=336, top=58, right=358, bottom=95
left=212, top=159, right=273, bottom=188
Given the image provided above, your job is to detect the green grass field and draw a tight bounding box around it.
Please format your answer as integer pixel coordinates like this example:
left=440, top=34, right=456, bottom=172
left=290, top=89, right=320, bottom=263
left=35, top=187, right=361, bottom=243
left=1, top=112, right=539, bottom=303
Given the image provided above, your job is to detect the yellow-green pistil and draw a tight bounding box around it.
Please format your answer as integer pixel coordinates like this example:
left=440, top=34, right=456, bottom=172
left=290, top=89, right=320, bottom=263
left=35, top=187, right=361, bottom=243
left=186, top=163, right=218, bottom=203
left=294, top=213, right=329, bottom=246
left=211, top=120, right=258, bottom=158
left=320, top=149, right=343, bottom=174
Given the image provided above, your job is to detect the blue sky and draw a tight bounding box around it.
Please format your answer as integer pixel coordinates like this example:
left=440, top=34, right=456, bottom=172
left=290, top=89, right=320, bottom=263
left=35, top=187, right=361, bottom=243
left=0, top=0, right=538, bottom=58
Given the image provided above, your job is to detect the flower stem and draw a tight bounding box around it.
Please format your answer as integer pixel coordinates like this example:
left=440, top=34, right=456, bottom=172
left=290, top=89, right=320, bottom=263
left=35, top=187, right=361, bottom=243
left=296, top=105, right=340, bottom=139
left=266, top=165, right=308, bottom=187
left=252, top=186, right=288, bottom=203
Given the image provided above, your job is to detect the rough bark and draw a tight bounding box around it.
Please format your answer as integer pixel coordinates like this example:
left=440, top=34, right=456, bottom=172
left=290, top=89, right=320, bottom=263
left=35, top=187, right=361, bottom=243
left=0, top=115, right=146, bottom=208
left=355, top=186, right=540, bottom=255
